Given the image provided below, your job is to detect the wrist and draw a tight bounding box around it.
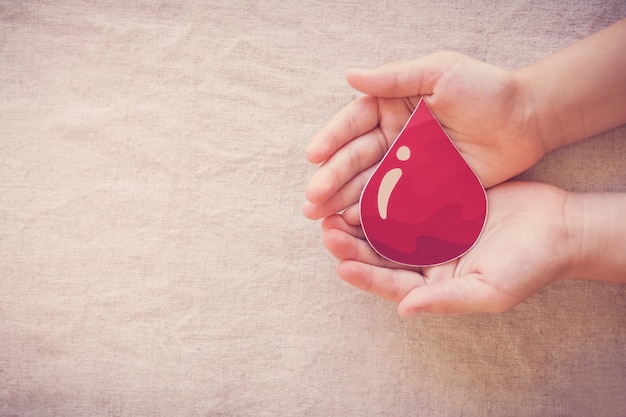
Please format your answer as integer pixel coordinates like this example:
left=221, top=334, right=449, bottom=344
left=563, top=191, right=586, bottom=279
left=512, top=18, right=626, bottom=156
left=564, top=191, right=626, bottom=282
left=512, top=67, right=568, bottom=156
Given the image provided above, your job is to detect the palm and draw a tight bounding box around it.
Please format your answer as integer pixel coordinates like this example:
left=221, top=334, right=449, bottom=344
left=321, top=181, right=571, bottom=315
left=407, top=57, right=539, bottom=185
left=304, top=51, right=544, bottom=221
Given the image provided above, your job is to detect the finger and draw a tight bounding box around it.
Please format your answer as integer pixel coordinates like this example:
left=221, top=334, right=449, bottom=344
left=305, top=127, right=386, bottom=205
left=306, top=95, right=380, bottom=164
left=302, top=165, right=374, bottom=220
left=342, top=204, right=361, bottom=226
left=336, top=260, right=427, bottom=303
left=323, top=226, right=418, bottom=273
left=397, top=273, right=518, bottom=316
left=346, top=51, right=463, bottom=99
left=322, top=228, right=385, bottom=266
left=321, top=214, right=365, bottom=239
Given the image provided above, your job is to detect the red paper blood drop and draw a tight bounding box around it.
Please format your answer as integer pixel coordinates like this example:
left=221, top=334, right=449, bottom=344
left=359, top=98, right=487, bottom=267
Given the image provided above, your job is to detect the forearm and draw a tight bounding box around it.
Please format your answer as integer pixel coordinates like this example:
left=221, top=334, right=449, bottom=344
left=515, top=17, right=626, bottom=153
left=565, top=191, right=626, bottom=282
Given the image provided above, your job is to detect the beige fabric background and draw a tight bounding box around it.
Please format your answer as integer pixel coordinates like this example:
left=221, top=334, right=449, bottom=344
left=1, top=1, right=625, bottom=416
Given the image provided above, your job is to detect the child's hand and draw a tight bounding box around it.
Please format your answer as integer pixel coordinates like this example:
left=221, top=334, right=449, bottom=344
left=321, top=181, right=573, bottom=315
left=304, top=51, right=546, bottom=220
left=305, top=20, right=626, bottom=313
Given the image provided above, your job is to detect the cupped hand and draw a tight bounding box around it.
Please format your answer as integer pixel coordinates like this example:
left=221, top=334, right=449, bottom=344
left=320, top=181, right=573, bottom=315
left=304, top=51, right=545, bottom=220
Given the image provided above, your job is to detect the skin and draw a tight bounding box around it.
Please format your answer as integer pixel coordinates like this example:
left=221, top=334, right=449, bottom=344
left=303, top=54, right=541, bottom=220
left=321, top=182, right=626, bottom=315
left=304, top=18, right=626, bottom=315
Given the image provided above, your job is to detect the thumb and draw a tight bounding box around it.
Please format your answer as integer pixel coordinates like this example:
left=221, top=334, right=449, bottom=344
left=346, top=50, right=464, bottom=98
left=397, top=273, right=519, bottom=315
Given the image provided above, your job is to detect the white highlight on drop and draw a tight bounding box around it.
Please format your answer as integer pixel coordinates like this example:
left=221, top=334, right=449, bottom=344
left=377, top=146, right=412, bottom=220
left=396, top=145, right=410, bottom=161
left=377, top=168, right=402, bottom=219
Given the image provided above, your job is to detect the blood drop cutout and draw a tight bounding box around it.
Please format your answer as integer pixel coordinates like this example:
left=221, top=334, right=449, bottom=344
left=359, top=98, right=487, bottom=267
